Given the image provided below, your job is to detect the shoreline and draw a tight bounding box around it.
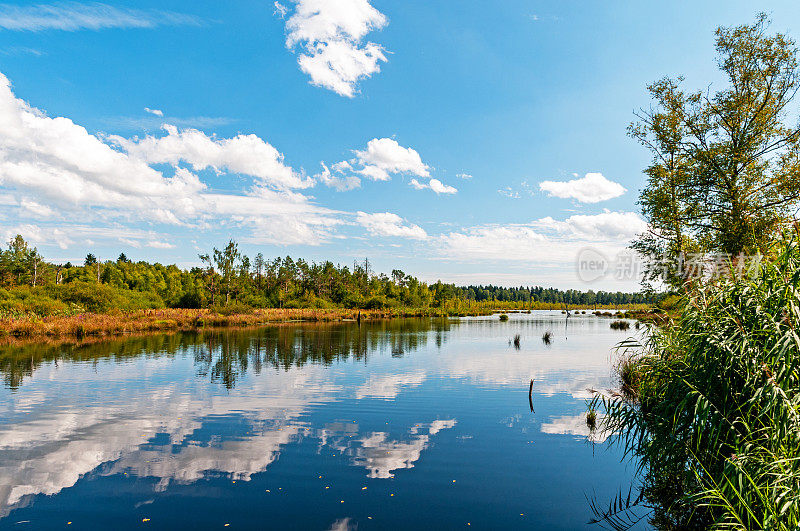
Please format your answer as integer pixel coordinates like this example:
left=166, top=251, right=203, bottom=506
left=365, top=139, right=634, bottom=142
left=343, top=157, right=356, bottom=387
left=0, top=308, right=456, bottom=343
left=0, top=305, right=650, bottom=344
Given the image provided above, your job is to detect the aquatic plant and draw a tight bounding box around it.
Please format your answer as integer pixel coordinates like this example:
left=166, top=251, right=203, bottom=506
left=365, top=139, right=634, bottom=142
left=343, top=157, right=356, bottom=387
left=512, top=334, right=521, bottom=349
left=542, top=331, right=552, bottom=345
left=499, top=314, right=509, bottom=321
left=609, top=320, right=631, bottom=331
left=586, top=408, right=597, bottom=431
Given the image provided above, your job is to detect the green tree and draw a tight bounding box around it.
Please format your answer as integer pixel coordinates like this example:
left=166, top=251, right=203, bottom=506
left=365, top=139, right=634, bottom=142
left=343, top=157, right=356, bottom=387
left=632, top=14, right=800, bottom=285
left=200, top=240, right=243, bottom=306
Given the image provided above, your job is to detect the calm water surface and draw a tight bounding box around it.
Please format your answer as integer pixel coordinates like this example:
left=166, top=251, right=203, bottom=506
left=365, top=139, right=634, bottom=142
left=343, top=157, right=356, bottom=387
left=0, top=312, right=645, bottom=529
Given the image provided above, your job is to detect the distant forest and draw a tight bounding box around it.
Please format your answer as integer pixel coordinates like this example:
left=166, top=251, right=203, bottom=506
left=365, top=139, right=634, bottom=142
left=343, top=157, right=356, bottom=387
left=0, top=235, right=652, bottom=317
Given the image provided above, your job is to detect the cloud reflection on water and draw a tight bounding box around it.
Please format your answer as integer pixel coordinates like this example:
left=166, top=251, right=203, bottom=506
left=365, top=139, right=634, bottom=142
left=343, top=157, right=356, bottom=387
left=0, top=314, right=627, bottom=519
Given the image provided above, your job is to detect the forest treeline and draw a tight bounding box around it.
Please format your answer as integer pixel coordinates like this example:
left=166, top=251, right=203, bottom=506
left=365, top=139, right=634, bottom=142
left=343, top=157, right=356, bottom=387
left=0, top=235, right=650, bottom=317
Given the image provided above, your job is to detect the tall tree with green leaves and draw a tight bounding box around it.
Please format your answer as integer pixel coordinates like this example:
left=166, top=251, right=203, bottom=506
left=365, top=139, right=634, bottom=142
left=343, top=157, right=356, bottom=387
left=210, top=240, right=243, bottom=306
left=0, top=235, right=41, bottom=286
left=632, top=14, right=800, bottom=286
left=630, top=77, right=699, bottom=287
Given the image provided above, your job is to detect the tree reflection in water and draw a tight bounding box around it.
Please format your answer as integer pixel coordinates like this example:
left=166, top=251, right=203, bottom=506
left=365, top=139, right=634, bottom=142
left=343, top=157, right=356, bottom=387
left=0, top=318, right=454, bottom=390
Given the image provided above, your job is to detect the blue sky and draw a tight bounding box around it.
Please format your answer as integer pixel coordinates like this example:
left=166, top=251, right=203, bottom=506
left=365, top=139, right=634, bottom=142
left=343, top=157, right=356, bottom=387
left=0, top=0, right=798, bottom=290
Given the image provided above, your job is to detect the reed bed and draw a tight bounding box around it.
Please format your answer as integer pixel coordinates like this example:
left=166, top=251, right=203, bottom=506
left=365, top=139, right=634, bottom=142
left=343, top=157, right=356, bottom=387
left=0, top=307, right=481, bottom=341
left=609, top=320, right=631, bottom=331
left=591, top=236, right=800, bottom=530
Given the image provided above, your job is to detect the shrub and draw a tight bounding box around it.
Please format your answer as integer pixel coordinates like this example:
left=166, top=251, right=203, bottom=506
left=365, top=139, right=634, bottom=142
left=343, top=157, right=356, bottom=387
left=43, top=282, right=165, bottom=313
left=363, top=296, right=391, bottom=310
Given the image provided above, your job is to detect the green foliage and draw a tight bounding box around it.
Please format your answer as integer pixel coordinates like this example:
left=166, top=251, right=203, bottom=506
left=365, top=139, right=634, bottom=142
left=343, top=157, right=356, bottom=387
left=657, top=294, right=682, bottom=311
left=0, top=235, right=650, bottom=318
left=44, top=282, right=164, bottom=313
left=631, top=14, right=800, bottom=288
left=593, top=234, right=800, bottom=529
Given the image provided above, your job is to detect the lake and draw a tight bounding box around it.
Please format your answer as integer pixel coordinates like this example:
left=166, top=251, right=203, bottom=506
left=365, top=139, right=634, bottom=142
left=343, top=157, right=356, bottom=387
left=0, top=311, right=644, bottom=529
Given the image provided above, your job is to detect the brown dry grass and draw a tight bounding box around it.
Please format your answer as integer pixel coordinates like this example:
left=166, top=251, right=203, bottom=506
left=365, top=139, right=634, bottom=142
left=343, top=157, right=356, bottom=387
left=0, top=307, right=458, bottom=341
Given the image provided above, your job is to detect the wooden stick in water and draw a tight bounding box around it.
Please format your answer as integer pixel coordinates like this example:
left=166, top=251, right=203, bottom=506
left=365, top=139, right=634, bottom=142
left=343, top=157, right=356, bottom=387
left=529, top=379, right=534, bottom=413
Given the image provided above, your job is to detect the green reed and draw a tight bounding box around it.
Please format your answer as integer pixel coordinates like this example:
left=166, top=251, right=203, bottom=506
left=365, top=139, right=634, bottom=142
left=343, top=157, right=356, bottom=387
left=591, top=236, right=800, bottom=530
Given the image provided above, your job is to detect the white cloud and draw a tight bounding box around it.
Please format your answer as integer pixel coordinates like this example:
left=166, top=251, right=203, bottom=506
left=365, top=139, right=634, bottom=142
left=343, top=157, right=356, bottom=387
left=456, top=173, right=473, bottom=180
left=439, top=225, right=550, bottom=261
left=0, top=2, right=201, bottom=32
left=0, top=71, right=339, bottom=248
left=0, top=46, right=43, bottom=56
left=497, top=187, right=519, bottom=199
left=147, top=240, right=175, bottom=249
left=356, top=211, right=427, bottom=240
left=1, top=224, right=177, bottom=252
left=429, top=179, right=457, bottom=195
left=320, top=137, right=431, bottom=190
left=534, top=211, right=647, bottom=240
left=539, top=172, right=626, bottom=203
left=144, top=107, right=163, bottom=117
left=273, top=2, right=289, bottom=19
left=109, top=124, right=312, bottom=190
left=102, top=115, right=235, bottom=131
left=438, top=211, right=646, bottom=262
left=410, top=178, right=457, bottom=195
left=354, top=137, right=429, bottom=180
left=316, top=162, right=361, bottom=191
left=409, top=178, right=426, bottom=190
left=280, top=0, right=388, bottom=97
left=19, top=198, right=55, bottom=218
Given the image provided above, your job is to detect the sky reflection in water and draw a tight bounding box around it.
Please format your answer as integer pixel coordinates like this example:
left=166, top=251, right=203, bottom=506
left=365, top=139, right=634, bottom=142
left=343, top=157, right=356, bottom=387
left=0, top=312, right=644, bottom=530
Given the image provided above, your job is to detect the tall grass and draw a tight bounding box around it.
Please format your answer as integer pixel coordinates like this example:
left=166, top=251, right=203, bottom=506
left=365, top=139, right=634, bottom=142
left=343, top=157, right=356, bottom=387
left=591, top=236, right=800, bottom=530
left=0, top=307, right=479, bottom=341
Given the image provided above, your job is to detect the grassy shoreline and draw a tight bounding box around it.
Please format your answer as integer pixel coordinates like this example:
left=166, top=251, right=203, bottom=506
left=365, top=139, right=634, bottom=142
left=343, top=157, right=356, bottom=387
left=0, top=308, right=461, bottom=341
left=0, top=304, right=650, bottom=343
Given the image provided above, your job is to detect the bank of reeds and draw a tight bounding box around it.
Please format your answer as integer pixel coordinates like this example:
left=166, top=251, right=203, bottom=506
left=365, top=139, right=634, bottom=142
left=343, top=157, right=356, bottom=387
left=0, top=307, right=485, bottom=341
left=591, top=237, right=800, bottom=529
